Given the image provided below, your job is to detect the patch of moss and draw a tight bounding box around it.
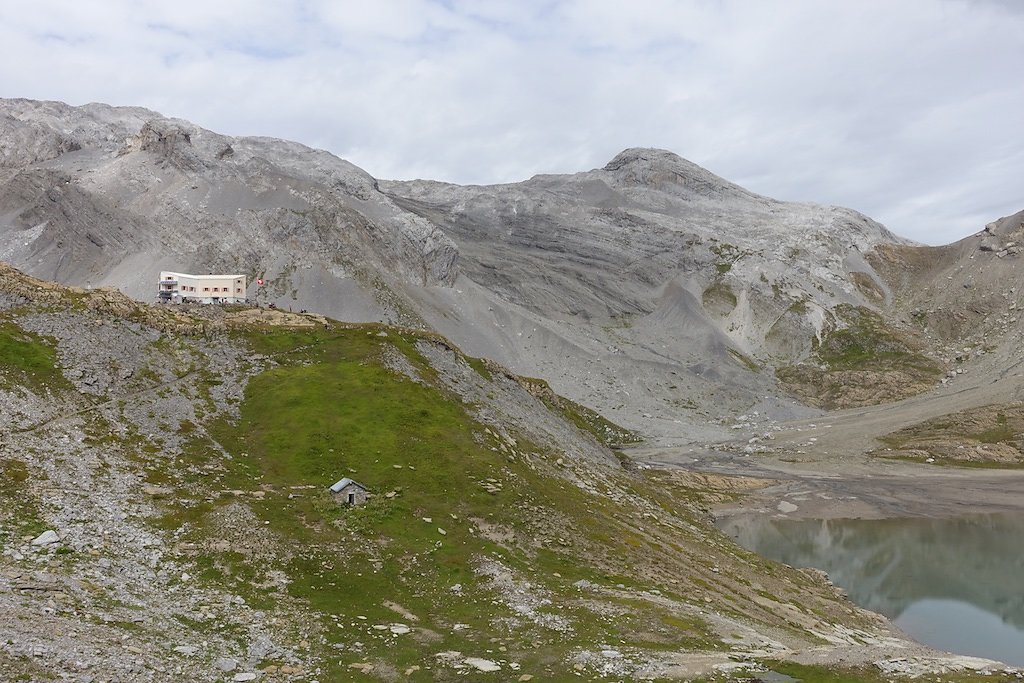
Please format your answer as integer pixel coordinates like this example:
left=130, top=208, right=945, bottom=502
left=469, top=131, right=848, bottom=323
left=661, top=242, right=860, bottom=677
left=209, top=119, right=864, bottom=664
left=0, top=458, right=48, bottom=539
left=702, top=282, right=738, bottom=316
left=464, top=354, right=493, bottom=381
left=728, top=348, right=760, bottom=373
left=814, top=305, right=936, bottom=373
left=0, top=320, right=71, bottom=392
left=777, top=305, right=943, bottom=409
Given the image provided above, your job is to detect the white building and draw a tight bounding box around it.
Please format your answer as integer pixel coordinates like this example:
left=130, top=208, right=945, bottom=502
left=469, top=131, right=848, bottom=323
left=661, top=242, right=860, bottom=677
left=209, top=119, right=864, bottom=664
left=158, top=271, right=247, bottom=304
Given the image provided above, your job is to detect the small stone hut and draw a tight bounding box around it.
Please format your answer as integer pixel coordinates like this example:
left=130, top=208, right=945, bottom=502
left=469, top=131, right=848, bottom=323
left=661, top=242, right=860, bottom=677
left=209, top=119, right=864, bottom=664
left=329, top=478, right=368, bottom=506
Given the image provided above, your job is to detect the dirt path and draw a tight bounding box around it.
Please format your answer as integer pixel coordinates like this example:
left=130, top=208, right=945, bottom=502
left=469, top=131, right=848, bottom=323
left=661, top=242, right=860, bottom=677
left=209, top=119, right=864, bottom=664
left=10, top=369, right=200, bottom=436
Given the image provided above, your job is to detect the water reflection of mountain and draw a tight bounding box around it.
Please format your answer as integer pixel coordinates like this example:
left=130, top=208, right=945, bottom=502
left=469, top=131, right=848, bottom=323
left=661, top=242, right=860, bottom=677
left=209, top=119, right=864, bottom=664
left=720, top=513, right=1024, bottom=627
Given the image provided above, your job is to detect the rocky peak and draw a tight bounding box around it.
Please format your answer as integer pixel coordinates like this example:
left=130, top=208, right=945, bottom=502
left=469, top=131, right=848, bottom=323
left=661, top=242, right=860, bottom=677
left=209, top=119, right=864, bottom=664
left=601, top=147, right=757, bottom=201
left=602, top=147, right=688, bottom=172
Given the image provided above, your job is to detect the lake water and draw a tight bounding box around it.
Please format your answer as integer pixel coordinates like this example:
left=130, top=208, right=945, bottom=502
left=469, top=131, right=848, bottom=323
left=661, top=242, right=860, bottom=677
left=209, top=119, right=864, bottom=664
left=718, top=512, right=1024, bottom=665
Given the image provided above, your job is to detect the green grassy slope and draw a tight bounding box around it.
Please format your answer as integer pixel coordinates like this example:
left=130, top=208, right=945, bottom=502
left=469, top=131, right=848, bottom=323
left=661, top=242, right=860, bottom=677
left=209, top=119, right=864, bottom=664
left=135, top=325, right=851, bottom=680
left=0, top=271, right=940, bottom=681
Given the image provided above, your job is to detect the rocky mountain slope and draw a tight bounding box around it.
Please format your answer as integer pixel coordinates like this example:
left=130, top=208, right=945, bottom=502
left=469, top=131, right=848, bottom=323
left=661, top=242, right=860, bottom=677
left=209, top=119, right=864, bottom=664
left=0, top=99, right=456, bottom=319
left=0, top=263, right=953, bottom=682
left=0, top=98, right=949, bottom=446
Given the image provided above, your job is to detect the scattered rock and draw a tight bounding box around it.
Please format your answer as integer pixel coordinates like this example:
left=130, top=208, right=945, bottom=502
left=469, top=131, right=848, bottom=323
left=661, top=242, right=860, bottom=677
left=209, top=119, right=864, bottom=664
left=214, top=657, right=239, bottom=672
left=465, top=657, right=501, bottom=672
left=142, top=485, right=172, bottom=496
left=30, top=530, right=60, bottom=546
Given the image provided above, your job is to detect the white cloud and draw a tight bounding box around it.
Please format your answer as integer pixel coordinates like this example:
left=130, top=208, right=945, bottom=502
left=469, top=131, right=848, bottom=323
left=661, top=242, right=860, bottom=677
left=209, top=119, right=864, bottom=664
left=0, top=0, right=1021, bottom=244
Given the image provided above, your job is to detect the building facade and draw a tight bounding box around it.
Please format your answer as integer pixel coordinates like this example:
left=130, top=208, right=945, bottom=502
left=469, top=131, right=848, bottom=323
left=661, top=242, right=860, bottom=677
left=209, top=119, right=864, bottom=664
left=329, top=478, right=368, bottom=506
left=158, top=271, right=247, bottom=304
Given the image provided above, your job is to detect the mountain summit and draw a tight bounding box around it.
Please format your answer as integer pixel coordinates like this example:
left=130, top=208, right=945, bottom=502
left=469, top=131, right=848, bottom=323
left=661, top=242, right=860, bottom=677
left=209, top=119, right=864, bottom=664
left=601, top=147, right=758, bottom=201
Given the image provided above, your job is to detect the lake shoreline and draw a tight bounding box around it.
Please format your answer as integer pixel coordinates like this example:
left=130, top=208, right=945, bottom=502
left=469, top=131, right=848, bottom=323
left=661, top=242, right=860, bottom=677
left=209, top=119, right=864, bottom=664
left=710, top=458, right=1024, bottom=522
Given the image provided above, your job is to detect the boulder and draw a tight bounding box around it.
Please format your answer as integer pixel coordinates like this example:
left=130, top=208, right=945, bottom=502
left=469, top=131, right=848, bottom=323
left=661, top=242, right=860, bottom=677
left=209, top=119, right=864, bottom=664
left=30, top=530, right=60, bottom=546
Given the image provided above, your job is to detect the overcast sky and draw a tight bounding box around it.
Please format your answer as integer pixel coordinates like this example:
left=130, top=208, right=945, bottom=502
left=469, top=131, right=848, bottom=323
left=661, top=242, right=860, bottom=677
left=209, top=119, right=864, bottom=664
left=2, top=1, right=1021, bottom=244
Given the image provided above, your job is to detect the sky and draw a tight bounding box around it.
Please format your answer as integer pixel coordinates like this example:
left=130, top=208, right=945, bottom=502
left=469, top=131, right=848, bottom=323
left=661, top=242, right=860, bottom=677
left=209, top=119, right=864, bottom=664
left=1, top=0, right=1021, bottom=245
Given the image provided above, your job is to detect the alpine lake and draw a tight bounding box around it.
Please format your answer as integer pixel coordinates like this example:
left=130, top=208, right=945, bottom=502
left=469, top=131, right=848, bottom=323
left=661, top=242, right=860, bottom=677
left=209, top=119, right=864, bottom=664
left=719, top=512, right=1024, bottom=666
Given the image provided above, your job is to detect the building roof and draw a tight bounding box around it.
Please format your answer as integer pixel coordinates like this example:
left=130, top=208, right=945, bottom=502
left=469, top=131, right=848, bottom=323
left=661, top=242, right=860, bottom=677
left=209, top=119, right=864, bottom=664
left=160, top=271, right=245, bottom=280
left=329, top=477, right=367, bottom=493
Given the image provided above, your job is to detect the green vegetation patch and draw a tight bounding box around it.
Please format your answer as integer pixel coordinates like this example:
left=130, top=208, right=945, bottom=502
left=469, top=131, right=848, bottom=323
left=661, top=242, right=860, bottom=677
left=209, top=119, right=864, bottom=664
left=815, top=305, right=936, bottom=373
left=464, top=354, right=493, bottom=381
left=702, top=282, right=738, bottom=317
left=787, top=298, right=809, bottom=315
left=0, top=458, right=48, bottom=541
left=849, top=271, right=885, bottom=303
left=0, top=320, right=70, bottom=391
left=758, top=661, right=890, bottom=683
left=976, top=412, right=1016, bottom=444
left=709, top=241, right=746, bottom=275
left=873, top=402, right=1024, bottom=466
left=191, top=328, right=676, bottom=676
left=128, top=324, right=867, bottom=678
left=746, top=661, right=1017, bottom=683
left=728, top=348, right=760, bottom=373
left=0, top=651, right=58, bottom=681
left=777, top=305, right=944, bottom=409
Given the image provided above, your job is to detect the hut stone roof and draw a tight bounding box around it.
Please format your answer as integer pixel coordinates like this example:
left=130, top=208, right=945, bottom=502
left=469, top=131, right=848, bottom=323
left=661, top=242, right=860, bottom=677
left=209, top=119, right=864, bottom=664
left=329, top=477, right=367, bottom=493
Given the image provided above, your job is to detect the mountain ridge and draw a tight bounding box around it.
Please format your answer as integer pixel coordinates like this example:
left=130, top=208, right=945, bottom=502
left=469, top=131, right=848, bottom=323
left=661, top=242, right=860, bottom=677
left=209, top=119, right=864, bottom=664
left=1, top=97, right=1016, bottom=446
